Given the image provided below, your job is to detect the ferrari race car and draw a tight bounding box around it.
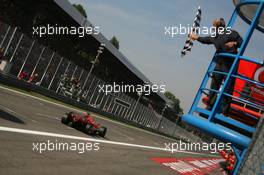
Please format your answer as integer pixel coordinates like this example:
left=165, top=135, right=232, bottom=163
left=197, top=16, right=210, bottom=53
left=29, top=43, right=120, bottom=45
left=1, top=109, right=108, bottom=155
left=61, top=112, right=107, bottom=137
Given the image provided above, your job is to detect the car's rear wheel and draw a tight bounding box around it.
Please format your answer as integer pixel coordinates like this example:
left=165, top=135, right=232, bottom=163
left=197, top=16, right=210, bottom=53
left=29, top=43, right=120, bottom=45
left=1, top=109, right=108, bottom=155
left=61, top=116, right=68, bottom=124
left=99, top=127, right=107, bottom=137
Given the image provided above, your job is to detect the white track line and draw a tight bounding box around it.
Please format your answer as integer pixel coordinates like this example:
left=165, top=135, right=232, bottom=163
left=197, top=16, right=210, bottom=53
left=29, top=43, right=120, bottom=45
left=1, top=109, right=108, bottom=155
left=0, top=85, right=181, bottom=142
left=0, top=126, right=207, bottom=155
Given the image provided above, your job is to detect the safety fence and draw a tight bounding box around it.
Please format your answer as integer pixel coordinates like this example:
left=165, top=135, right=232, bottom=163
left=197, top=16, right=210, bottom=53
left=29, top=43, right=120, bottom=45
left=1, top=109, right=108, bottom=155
left=0, top=21, right=201, bottom=143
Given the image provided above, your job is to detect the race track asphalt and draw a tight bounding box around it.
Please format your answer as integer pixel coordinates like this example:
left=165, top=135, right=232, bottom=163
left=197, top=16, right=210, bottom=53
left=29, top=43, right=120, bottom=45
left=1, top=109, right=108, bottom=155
left=0, top=85, right=222, bottom=175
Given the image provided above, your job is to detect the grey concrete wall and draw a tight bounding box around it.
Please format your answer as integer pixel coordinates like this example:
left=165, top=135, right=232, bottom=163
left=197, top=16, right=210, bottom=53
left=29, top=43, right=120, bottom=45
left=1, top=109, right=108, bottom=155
left=239, top=116, right=264, bottom=175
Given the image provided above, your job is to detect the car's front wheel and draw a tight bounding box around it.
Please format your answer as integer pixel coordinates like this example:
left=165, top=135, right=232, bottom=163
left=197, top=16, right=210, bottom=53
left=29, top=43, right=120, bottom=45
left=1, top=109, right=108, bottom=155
left=99, top=127, right=107, bottom=137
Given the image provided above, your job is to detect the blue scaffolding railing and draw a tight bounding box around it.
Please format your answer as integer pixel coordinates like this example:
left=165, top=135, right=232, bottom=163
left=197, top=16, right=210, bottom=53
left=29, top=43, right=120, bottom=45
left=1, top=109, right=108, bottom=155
left=182, top=0, right=264, bottom=174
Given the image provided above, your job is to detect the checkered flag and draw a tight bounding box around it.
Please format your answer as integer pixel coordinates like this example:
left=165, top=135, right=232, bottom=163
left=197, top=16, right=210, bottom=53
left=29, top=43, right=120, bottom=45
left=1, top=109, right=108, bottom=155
left=181, top=6, right=201, bottom=57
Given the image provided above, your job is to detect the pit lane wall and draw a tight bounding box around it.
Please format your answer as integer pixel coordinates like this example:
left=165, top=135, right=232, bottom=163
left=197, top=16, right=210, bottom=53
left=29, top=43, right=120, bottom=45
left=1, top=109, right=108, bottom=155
left=0, top=21, right=201, bottom=143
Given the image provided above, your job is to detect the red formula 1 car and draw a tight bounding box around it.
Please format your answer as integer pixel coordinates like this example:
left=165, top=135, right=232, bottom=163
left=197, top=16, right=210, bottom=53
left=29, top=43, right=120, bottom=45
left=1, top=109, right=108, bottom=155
left=61, top=112, right=107, bottom=137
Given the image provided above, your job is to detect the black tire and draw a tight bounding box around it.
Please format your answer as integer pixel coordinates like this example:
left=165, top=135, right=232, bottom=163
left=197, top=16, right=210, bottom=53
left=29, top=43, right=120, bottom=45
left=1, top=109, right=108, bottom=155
left=61, top=116, right=68, bottom=124
left=85, top=124, right=93, bottom=135
left=99, top=126, right=107, bottom=137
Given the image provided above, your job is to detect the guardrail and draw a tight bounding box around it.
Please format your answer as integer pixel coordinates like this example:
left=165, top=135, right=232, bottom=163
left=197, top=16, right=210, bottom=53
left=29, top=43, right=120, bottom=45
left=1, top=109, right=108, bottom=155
left=0, top=71, right=200, bottom=143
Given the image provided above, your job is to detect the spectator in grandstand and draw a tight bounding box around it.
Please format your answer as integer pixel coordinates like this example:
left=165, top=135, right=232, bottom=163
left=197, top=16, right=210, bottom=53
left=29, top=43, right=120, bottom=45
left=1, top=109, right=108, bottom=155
left=61, top=73, right=68, bottom=84
left=27, top=73, right=39, bottom=84
left=76, top=81, right=82, bottom=94
left=189, top=18, right=243, bottom=113
left=70, top=77, right=77, bottom=92
left=18, top=70, right=28, bottom=80
left=58, top=73, right=69, bottom=92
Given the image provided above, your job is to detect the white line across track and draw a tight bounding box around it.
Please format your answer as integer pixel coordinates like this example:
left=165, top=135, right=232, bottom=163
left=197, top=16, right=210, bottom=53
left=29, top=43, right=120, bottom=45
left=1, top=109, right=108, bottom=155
left=0, top=126, right=207, bottom=156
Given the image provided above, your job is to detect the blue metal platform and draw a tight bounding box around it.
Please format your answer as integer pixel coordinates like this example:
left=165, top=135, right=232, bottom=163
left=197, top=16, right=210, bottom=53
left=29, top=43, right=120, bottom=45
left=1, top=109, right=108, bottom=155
left=182, top=0, right=264, bottom=174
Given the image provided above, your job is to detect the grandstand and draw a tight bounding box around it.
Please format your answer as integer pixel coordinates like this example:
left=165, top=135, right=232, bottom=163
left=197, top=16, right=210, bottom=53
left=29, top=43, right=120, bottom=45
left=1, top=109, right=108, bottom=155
left=0, top=0, right=194, bottom=140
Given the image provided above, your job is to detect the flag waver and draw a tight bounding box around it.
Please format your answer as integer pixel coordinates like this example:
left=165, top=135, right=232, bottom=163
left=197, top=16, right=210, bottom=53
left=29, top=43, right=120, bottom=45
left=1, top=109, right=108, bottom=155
left=181, top=6, right=201, bottom=57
